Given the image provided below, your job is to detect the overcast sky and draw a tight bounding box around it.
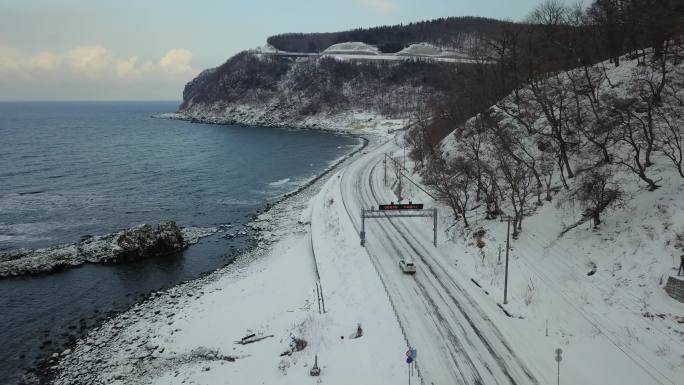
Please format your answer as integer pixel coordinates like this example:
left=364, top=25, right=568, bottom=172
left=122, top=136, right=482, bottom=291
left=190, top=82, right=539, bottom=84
left=0, top=0, right=570, bottom=101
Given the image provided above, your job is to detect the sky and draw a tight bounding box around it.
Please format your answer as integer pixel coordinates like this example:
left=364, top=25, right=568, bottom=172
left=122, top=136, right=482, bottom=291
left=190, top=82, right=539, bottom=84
left=0, top=0, right=571, bottom=101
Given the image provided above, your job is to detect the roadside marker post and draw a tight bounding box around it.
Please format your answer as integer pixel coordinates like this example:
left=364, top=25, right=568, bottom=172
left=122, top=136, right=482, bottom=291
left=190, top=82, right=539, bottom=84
left=555, top=348, right=563, bottom=385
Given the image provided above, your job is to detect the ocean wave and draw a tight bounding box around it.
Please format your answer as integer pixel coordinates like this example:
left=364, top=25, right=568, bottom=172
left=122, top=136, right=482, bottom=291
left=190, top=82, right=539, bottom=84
left=268, top=178, right=291, bottom=187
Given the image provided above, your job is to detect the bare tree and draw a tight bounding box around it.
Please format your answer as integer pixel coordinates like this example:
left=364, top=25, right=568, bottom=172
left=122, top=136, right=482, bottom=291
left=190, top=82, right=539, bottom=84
left=657, top=58, right=684, bottom=177
left=487, top=109, right=546, bottom=203
left=576, top=167, right=623, bottom=227
left=539, top=149, right=556, bottom=201
left=528, top=0, right=569, bottom=27
left=568, top=66, right=617, bottom=164
left=496, top=151, right=535, bottom=237
left=587, top=0, right=627, bottom=67
left=529, top=73, right=577, bottom=178
left=458, top=113, right=495, bottom=202
left=405, top=100, right=436, bottom=170
left=657, top=103, right=684, bottom=178
left=607, top=95, right=660, bottom=190
left=422, top=153, right=476, bottom=227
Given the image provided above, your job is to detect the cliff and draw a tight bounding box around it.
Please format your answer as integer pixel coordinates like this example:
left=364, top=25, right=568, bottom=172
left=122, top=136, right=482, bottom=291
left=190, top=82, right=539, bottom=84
left=176, top=51, right=459, bottom=130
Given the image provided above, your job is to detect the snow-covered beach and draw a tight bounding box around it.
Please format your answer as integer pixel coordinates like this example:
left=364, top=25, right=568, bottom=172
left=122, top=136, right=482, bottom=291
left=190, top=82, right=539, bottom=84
left=0, top=102, right=366, bottom=385
left=49, top=129, right=411, bottom=385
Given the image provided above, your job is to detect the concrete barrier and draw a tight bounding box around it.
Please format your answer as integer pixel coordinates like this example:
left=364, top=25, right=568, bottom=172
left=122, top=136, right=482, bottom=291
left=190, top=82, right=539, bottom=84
left=664, top=275, right=684, bottom=303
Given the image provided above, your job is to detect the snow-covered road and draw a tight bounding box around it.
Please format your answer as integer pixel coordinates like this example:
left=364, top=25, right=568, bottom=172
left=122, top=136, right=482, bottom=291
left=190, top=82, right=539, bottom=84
left=338, top=140, right=541, bottom=385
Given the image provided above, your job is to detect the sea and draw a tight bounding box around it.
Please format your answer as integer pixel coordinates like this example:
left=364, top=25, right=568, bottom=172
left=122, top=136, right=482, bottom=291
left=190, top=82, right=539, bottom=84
left=0, top=101, right=358, bottom=384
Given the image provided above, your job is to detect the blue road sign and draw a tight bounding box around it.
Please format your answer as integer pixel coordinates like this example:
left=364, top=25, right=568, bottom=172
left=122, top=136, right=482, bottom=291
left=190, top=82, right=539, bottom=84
left=406, top=356, right=413, bottom=364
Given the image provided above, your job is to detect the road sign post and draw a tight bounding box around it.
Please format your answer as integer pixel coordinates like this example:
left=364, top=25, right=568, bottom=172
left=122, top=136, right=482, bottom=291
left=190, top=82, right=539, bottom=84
left=379, top=203, right=424, bottom=210
left=405, top=353, right=413, bottom=385
left=504, top=217, right=511, bottom=304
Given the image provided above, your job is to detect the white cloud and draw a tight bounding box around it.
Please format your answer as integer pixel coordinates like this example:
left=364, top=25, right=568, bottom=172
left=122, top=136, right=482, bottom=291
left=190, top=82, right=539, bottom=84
left=28, top=52, right=60, bottom=71
left=115, top=56, right=141, bottom=79
left=158, top=49, right=194, bottom=75
left=361, top=0, right=398, bottom=14
left=0, top=45, right=198, bottom=83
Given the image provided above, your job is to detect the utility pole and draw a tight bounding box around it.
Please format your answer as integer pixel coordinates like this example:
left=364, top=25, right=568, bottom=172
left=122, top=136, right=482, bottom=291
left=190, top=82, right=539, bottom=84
left=383, top=154, right=387, bottom=185
left=403, top=144, right=406, bottom=170
left=360, top=209, right=366, bottom=246
left=433, top=208, right=438, bottom=247
left=504, top=216, right=511, bottom=305
left=555, top=348, right=563, bottom=385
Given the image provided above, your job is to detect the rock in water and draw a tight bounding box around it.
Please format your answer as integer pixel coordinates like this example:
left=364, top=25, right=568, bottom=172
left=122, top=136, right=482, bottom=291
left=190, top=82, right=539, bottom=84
left=111, top=221, right=185, bottom=263
left=0, top=221, right=187, bottom=278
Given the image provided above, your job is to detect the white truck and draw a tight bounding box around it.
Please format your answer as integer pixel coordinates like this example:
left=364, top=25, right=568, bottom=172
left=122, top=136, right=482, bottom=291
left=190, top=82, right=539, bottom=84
left=399, top=259, right=416, bottom=274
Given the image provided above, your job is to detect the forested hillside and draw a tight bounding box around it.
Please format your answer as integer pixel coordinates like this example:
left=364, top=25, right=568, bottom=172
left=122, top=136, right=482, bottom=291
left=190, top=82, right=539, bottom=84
left=267, top=17, right=513, bottom=53
left=408, top=0, right=684, bottom=235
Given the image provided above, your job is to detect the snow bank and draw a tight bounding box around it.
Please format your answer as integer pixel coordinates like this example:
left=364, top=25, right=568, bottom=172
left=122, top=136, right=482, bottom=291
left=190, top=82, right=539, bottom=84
left=323, top=42, right=380, bottom=56
left=396, top=43, right=443, bottom=56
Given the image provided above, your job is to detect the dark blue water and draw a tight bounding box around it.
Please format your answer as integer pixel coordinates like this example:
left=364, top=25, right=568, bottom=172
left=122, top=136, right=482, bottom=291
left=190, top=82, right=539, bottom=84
left=0, top=102, right=358, bottom=383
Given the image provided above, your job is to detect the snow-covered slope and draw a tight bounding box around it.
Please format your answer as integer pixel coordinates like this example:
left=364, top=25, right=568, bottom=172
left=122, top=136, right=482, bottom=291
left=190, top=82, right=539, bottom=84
left=396, top=43, right=444, bottom=56
left=419, top=52, right=684, bottom=383
left=323, top=42, right=380, bottom=56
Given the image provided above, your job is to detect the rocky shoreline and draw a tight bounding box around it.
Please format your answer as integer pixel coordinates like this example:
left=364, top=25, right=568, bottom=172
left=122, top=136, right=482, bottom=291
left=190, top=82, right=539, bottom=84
left=0, top=222, right=218, bottom=278
left=156, top=104, right=408, bottom=134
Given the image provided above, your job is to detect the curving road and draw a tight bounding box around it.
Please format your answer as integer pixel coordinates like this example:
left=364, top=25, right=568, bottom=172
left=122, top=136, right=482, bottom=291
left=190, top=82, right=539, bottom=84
left=339, top=138, right=540, bottom=385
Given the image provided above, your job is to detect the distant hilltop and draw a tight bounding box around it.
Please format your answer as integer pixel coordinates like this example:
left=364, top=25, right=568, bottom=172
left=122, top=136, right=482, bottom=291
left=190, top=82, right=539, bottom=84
left=176, top=16, right=512, bottom=131
left=266, top=16, right=513, bottom=53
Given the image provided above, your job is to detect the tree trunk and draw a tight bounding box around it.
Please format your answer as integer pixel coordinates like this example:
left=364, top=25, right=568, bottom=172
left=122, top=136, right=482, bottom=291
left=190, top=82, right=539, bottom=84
left=592, top=211, right=601, bottom=228
left=559, top=140, right=574, bottom=178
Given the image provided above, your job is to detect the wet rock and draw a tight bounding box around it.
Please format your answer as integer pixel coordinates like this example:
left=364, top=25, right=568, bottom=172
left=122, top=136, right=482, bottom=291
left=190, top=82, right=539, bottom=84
left=0, top=221, right=187, bottom=278
left=108, top=221, right=184, bottom=263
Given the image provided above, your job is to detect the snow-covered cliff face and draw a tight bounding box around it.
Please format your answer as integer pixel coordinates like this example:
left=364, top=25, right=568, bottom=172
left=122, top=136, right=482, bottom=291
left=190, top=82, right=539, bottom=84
left=177, top=51, right=453, bottom=130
